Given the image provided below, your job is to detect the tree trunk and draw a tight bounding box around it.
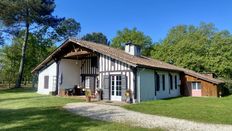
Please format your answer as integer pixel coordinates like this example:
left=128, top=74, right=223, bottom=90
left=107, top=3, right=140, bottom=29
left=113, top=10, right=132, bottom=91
left=15, top=23, right=29, bottom=88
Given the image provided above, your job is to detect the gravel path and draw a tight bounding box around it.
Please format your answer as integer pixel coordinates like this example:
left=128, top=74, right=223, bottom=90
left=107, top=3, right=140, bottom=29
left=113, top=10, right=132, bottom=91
left=64, top=103, right=232, bottom=131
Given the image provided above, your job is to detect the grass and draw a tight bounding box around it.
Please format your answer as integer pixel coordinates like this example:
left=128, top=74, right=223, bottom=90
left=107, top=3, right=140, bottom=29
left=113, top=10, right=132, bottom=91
left=123, top=96, right=232, bottom=125
left=0, top=88, right=161, bottom=131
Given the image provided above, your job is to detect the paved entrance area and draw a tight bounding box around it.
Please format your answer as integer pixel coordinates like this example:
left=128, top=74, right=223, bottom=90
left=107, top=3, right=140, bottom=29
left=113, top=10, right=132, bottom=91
left=64, top=103, right=232, bottom=131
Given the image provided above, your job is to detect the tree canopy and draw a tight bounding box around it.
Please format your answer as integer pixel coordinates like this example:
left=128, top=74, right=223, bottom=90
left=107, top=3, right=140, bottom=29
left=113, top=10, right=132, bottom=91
left=0, top=0, right=80, bottom=87
left=55, top=18, right=81, bottom=40
left=111, top=28, right=153, bottom=56
left=0, top=31, right=56, bottom=87
left=81, top=32, right=109, bottom=45
left=151, top=23, right=232, bottom=80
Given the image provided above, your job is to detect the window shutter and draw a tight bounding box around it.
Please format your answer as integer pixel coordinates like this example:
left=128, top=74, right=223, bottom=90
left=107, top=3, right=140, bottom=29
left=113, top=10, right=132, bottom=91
left=169, top=74, right=173, bottom=90
left=121, top=75, right=127, bottom=101
left=187, top=82, right=192, bottom=96
left=175, top=75, right=178, bottom=89
left=162, top=75, right=165, bottom=91
left=103, top=75, right=110, bottom=100
left=44, top=76, right=49, bottom=89
left=155, top=73, right=160, bottom=92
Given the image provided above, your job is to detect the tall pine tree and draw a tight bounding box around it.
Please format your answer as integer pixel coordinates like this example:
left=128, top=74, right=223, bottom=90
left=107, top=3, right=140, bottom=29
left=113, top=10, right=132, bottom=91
left=0, top=0, right=80, bottom=88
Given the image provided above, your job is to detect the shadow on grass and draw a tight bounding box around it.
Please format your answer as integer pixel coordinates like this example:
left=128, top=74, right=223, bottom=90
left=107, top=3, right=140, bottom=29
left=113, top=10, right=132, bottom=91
left=0, top=87, right=36, bottom=93
left=0, top=95, right=47, bottom=102
left=0, top=88, right=104, bottom=130
left=161, top=96, right=184, bottom=100
left=0, top=106, right=103, bottom=131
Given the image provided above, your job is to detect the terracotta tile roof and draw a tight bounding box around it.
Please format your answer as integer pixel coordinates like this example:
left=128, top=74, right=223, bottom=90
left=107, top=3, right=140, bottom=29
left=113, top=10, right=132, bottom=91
left=32, top=38, right=224, bottom=84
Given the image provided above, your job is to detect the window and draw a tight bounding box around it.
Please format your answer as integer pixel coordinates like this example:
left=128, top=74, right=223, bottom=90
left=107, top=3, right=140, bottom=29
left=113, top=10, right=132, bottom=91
left=192, top=82, right=201, bottom=90
left=91, top=57, right=98, bottom=68
left=44, top=76, right=49, bottom=89
left=155, top=73, right=160, bottom=91
left=175, top=75, right=178, bottom=89
left=111, top=75, right=122, bottom=96
left=162, top=74, right=165, bottom=91
left=169, top=74, right=173, bottom=90
left=116, top=76, right=122, bottom=96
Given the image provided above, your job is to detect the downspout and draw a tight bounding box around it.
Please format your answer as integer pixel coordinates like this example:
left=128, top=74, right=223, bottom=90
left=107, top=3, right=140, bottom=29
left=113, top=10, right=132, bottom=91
left=55, top=60, right=60, bottom=95
left=136, top=68, right=145, bottom=103
left=136, top=68, right=146, bottom=103
left=133, top=67, right=137, bottom=103
left=137, top=68, right=140, bottom=103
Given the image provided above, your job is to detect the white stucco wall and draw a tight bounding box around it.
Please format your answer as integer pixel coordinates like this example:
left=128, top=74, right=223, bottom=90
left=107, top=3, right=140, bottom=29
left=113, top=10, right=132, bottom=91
left=58, top=59, right=80, bottom=90
left=138, top=68, right=155, bottom=101
left=155, top=71, right=180, bottom=99
left=125, top=44, right=140, bottom=56
left=138, top=68, right=181, bottom=101
left=37, top=62, right=57, bottom=95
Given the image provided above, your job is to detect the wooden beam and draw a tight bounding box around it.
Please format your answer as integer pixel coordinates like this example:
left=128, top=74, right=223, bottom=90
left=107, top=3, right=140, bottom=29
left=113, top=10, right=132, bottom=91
left=64, top=51, right=91, bottom=58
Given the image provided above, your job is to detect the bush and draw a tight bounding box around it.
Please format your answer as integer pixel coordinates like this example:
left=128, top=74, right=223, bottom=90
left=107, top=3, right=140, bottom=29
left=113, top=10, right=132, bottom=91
left=221, top=80, right=232, bottom=96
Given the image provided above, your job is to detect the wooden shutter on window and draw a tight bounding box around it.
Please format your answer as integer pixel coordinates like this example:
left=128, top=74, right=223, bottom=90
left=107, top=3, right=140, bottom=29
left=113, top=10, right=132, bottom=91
left=187, top=82, right=192, bottom=96
left=121, top=75, right=127, bottom=101
left=103, top=75, right=110, bottom=100
left=175, top=75, right=178, bottom=89
left=44, top=76, right=49, bottom=89
left=169, top=74, right=173, bottom=90
left=155, top=73, right=160, bottom=91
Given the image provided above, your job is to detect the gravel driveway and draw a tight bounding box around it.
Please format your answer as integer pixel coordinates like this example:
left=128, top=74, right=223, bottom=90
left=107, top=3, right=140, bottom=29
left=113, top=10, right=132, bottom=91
left=64, top=103, right=232, bottom=131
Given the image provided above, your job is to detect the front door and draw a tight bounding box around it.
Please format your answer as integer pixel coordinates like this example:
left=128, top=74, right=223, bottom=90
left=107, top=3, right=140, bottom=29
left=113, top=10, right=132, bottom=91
left=110, top=75, right=122, bottom=101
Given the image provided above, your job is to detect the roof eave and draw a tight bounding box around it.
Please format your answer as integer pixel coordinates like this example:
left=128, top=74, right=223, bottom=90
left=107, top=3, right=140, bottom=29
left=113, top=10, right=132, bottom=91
left=184, top=73, right=224, bottom=85
left=31, top=38, right=72, bottom=74
left=137, top=64, right=182, bottom=73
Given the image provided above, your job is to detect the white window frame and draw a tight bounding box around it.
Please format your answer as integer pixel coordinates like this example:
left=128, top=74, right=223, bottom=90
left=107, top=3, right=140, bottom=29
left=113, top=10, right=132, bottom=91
left=192, top=82, right=201, bottom=90
left=111, top=75, right=122, bottom=101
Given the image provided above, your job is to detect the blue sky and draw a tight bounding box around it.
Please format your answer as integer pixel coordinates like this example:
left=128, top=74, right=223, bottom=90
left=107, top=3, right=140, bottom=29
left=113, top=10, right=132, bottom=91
left=54, top=0, right=232, bottom=43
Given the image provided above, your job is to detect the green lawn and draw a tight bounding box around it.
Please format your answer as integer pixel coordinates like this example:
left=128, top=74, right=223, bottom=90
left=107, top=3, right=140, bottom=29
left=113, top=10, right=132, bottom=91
left=123, top=96, right=232, bottom=125
left=0, top=88, right=160, bottom=131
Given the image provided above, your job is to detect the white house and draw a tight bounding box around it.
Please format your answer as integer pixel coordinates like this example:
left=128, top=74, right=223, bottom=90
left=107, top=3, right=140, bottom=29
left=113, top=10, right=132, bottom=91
left=32, top=38, right=224, bottom=102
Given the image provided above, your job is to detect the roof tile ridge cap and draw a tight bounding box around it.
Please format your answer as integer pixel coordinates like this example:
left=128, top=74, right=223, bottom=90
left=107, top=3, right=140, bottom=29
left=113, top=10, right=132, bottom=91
left=70, top=37, right=80, bottom=43
left=82, top=40, right=109, bottom=47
